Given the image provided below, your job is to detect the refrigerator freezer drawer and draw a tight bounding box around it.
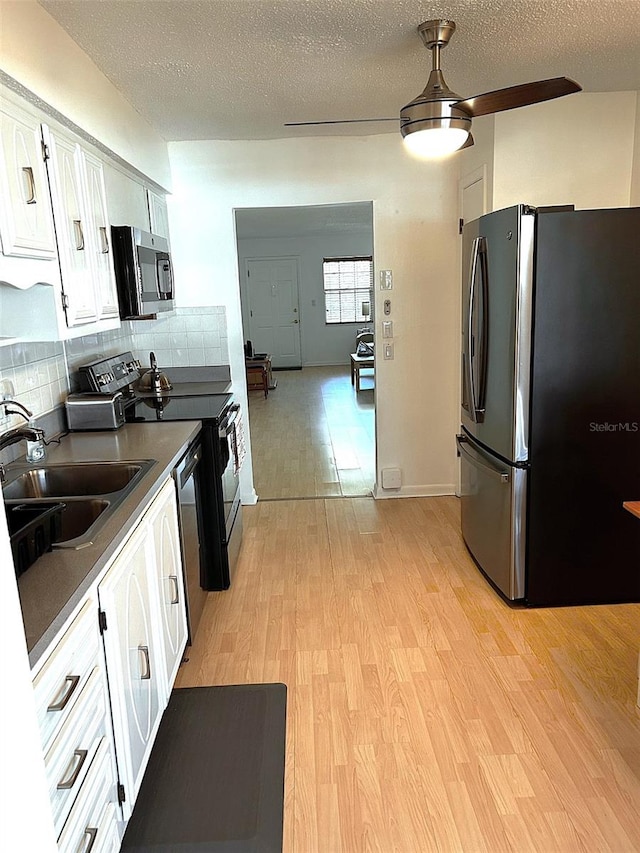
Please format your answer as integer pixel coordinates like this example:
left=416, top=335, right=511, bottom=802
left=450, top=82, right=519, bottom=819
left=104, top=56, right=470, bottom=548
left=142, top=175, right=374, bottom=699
left=457, top=434, right=526, bottom=600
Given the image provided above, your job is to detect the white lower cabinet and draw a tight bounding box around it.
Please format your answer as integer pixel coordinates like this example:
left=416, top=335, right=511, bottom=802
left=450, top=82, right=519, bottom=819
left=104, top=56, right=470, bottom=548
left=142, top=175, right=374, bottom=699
left=97, top=523, right=163, bottom=820
left=98, top=478, right=187, bottom=820
left=31, top=476, right=188, bottom=847
left=57, top=740, right=122, bottom=853
left=31, top=595, right=122, bottom=851
left=148, top=479, right=188, bottom=695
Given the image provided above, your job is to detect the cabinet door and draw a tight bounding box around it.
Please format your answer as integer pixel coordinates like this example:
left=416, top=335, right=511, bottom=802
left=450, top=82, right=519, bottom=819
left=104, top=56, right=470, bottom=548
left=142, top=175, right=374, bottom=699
left=0, top=98, right=56, bottom=258
left=84, top=151, right=119, bottom=320
left=98, top=526, right=163, bottom=818
left=147, top=188, right=170, bottom=242
left=148, top=479, right=188, bottom=703
left=44, top=126, right=98, bottom=326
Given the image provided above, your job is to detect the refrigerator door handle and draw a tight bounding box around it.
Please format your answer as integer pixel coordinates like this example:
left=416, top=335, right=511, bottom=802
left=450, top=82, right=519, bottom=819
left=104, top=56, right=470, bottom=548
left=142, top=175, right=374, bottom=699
left=475, top=238, right=489, bottom=419
left=456, top=434, right=510, bottom=483
left=466, top=238, right=479, bottom=421
left=467, top=237, right=487, bottom=423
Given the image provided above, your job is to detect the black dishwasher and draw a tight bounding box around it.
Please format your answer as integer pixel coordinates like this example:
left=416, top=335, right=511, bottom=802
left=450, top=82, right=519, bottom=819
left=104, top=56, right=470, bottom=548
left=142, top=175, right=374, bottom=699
left=173, top=440, right=206, bottom=644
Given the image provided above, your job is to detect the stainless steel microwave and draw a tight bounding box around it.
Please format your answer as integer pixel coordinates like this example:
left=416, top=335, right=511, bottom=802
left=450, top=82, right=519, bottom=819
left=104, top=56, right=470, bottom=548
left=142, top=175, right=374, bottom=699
left=111, top=226, right=175, bottom=319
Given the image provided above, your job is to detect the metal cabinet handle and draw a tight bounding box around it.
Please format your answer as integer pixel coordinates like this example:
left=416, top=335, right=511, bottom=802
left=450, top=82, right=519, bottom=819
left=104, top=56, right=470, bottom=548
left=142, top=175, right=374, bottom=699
left=57, top=748, right=88, bottom=789
left=22, top=167, right=36, bottom=204
left=81, top=827, right=98, bottom=853
left=99, top=226, right=109, bottom=254
left=138, top=645, right=151, bottom=680
left=47, top=674, right=81, bottom=712
left=169, top=575, right=180, bottom=605
left=73, top=219, right=85, bottom=251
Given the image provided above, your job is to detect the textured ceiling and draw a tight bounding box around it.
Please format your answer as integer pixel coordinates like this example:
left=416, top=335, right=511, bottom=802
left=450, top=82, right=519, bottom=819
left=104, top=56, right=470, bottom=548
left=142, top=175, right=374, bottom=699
left=39, top=0, right=640, bottom=142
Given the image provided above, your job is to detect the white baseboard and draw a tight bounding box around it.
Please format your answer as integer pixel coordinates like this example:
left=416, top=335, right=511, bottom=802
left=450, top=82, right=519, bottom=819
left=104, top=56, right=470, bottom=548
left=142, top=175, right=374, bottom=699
left=372, top=484, right=457, bottom=500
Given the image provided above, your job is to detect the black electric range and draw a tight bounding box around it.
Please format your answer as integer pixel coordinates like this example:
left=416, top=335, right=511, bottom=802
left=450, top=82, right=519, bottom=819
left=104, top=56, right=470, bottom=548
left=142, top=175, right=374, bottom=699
left=75, top=353, right=243, bottom=612
left=126, top=392, right=231, bottom=423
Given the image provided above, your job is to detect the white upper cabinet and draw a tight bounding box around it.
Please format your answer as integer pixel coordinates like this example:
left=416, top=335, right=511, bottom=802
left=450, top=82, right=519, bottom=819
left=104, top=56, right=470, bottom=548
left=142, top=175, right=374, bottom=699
left=83, top=151, right=119, bottom=320
left=44, top=126, right=97, bottom=326
left=43, top=124, right=119, bottom=329
left=0, top=95, right=56, bottom=259
left=147, top=188, right=170, bottom=243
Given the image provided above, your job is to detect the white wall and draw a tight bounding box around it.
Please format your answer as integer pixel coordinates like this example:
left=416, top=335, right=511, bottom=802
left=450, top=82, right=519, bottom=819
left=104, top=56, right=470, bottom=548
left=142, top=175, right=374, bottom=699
left=237, top=229, right=374, bottom=366
left=492, top=92, right=637, bottom=210
left=168, top=135, right=462, bottom=499
left=0, top=0, right=171, bottom=188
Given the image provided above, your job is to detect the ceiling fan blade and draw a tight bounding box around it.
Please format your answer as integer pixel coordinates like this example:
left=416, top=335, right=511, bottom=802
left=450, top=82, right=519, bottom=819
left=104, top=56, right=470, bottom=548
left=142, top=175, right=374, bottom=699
left=455, top=77, right=581, bottom=118
left=285, top=118, right=397, bottom=127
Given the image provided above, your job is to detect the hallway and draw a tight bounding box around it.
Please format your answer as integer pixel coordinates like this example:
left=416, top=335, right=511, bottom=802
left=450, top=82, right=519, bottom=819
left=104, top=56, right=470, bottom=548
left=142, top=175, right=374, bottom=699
left=247, top=365, right=375, bottom=500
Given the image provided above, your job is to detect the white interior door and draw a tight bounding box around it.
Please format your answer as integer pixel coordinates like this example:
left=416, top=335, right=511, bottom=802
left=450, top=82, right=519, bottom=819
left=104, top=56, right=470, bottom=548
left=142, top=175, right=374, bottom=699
left=246, top=257, right=301, bottom=368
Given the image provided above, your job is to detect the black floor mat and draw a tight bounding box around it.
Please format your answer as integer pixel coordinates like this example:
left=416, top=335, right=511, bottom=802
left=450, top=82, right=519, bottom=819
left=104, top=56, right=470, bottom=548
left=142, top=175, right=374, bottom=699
left=121, top=684, right=287, bottom=852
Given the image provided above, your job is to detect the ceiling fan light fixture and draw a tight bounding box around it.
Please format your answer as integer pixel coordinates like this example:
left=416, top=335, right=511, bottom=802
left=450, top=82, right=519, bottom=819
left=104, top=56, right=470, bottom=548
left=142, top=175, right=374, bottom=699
left=400, top=94, right=472, bottom=158
left=403, top=125, right=470, bottom=158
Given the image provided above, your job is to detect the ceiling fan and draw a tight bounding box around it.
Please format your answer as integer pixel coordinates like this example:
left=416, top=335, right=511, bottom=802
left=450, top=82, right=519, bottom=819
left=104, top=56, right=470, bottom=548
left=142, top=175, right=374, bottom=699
left=285, top=19, right=581, bottom=157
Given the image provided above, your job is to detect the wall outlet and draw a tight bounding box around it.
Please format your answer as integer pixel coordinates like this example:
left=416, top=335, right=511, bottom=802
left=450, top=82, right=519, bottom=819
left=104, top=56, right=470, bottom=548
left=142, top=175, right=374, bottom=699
left=383, top=342, right=394, bottom=360
left=382, top=320, right=393, bottom=338
left=380, top=269, right=393, bottom=290
left=381, top=467, right=402, bottom=489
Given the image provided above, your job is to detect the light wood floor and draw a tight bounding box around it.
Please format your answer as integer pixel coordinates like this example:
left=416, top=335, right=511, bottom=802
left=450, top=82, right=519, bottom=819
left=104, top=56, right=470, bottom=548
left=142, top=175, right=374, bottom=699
left=177, top=496, right=640, bottom=852
left=247, top=365, right=375, bottom=499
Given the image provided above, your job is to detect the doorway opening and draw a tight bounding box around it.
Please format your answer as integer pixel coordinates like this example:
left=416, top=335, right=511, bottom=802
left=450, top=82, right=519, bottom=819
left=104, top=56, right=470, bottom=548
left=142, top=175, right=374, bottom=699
left=234, top=202, right=376, bottom=500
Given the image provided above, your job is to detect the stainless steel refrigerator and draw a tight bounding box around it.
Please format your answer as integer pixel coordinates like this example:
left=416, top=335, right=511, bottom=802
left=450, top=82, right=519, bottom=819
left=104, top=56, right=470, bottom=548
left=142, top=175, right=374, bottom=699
left=456, top=204, right=640, bottom=606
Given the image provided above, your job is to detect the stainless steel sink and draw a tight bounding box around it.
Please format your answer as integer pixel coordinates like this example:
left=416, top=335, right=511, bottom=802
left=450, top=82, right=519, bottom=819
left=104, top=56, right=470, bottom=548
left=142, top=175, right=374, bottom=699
left=2, top=461, right=148, bottom=500
left=3, top=459, right=155, bottom=551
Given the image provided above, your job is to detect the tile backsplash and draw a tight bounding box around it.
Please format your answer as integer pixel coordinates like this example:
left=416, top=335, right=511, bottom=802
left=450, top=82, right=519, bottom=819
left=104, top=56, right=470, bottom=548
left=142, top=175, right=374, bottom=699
left=0, top=307, right=229, bottom=433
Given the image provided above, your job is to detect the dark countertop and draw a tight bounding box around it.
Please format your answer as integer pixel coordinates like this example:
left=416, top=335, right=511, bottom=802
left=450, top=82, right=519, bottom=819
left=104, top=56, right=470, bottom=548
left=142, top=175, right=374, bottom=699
left=12, top=421, right=201, bottom=670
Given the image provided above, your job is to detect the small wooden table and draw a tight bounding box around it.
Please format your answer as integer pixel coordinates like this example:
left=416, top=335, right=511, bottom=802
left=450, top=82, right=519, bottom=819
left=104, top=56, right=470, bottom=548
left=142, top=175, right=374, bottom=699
left=350, top=353, right=375, bottom=392
left=623, top=501, right=640, bottom=519
left=246, top=355, right=274, bottom=398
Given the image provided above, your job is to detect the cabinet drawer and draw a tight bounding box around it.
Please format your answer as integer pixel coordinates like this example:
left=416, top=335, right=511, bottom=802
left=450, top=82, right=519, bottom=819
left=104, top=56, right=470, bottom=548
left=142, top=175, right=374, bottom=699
left=45, top=666, right=108, bottom=837
left=57, top=739, right=121, bottom=853
left=33, top=600, right=100, bottom=755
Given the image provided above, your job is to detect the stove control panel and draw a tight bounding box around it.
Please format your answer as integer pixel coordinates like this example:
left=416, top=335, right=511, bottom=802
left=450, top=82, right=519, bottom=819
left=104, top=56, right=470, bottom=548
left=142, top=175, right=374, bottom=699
left=78, top=352, right=141, bottom=395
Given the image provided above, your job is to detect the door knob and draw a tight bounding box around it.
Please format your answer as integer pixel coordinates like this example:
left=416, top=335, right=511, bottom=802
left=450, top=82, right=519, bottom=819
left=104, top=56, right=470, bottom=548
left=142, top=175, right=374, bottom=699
left=293, top=319, right=299, bottom=323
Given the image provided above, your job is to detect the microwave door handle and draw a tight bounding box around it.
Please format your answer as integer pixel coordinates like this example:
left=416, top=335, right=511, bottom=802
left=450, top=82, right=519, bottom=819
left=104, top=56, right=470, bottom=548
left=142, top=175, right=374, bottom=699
left=466, top=237, right=481, bottom=422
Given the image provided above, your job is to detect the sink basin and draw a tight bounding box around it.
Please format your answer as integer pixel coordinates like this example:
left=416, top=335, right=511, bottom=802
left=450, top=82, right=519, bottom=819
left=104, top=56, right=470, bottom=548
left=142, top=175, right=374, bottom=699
left=8, top=499, right=110, bottom=569
left=4, top=459, right=156, bottom=554
left=55, top=499, right=110, bottom=544
left=2, top=461, right=149, bottom=500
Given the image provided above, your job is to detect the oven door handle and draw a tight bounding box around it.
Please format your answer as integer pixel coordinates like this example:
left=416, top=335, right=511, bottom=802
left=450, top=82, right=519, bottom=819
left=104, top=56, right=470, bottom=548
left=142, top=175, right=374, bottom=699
left=180, top=449, right=200, bottom=485
left=219, top=405, right=240, bottom=438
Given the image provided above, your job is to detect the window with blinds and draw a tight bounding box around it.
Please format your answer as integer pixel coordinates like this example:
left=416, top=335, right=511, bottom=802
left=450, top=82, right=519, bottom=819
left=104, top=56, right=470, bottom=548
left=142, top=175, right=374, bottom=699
left=323, top=257, right=373, bottom=324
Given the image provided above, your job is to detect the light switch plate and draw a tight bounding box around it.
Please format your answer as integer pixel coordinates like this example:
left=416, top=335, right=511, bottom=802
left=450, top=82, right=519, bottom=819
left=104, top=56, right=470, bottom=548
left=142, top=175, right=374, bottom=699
left=384, top=342, right=394, bottom=360
left=380, top=270, right=393, bottom=290
left=382, top=320, right=393, bottom=338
